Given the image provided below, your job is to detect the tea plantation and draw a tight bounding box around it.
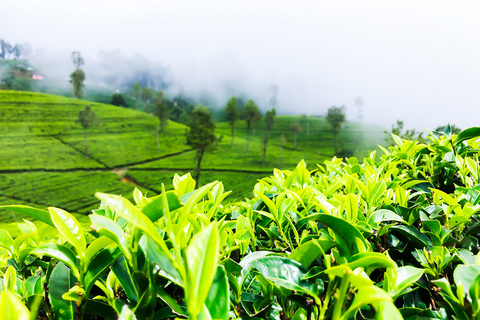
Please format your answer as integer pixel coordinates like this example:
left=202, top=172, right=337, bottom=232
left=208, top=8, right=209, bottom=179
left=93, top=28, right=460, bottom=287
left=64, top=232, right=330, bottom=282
left=0, top=91, right=383, bottom=235
left=1, top=127, right=480, bottom=319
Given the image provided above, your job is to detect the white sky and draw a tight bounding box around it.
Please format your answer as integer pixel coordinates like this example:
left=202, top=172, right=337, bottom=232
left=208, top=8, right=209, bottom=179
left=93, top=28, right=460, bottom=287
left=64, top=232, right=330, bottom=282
left=2, top=0, right=480, bottom=131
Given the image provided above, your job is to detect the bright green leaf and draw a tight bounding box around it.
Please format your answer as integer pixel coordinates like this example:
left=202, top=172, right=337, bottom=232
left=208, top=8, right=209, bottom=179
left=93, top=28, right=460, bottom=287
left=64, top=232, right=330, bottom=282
left=49, top=207, right=86, bottom=258
left=185, top=222, right=220, bottom=317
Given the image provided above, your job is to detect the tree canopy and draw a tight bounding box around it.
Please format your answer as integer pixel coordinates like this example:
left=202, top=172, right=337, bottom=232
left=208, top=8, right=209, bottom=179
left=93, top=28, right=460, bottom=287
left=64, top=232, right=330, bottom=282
left=77, top=106, right=98, bottom=158
left=153, top=91, right=169, bottom=132
left=326, top=106, right=346, bottom=155
left=243, top=100, right=262, bottom=130
left=69, top=51, right=85, bottom=99
left=264, top=108, right=276, bottom=131
left=110, top=93, right=127, bottom=107
left=186, top=106, right=218, bottom=183
left=225, top=96, right=239, bottom=146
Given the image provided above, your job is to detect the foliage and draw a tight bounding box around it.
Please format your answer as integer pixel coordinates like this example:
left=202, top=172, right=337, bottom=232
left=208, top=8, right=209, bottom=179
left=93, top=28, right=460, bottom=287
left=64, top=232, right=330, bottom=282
left=261, top=109, right=276, bottom=166
left=243, top=100, right=262, bottom=153
left=69, top=69, right=85, bottom=99
left=186, top=105, right=219, bottom=184
left=153, top=91, right=168, bottom=132
left=225, top=96, right=239, bottom=146
left=280, top=134, right=287, bottom=168
left=0, top=58, right=33, bottom=91
left=77, top=106, right=99, bottom=159
left=436, top=124, right=461, bottom=135
left=110, top=93, right=127, bottom=108
left=326, top=106, right=346, bottom=156
left=291, top=121, right=302, bottom=151
left=152, top=91, right=169, bottom=154
left=2, top=127, right=480, bottom=319
left=70, top=52, right=85, bottom=99
left=300, top=114, right=309, bottom=136
left=71, top=51, right=84, bottom=70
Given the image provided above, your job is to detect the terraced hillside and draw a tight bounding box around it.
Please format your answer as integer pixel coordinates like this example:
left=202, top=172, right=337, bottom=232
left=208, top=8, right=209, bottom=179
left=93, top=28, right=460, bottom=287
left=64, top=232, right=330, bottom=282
left=0, top=91, right=189, bottom=233
left=0, top=91, right=385, bottom=235
left=0, top=91, right=190, bottom=169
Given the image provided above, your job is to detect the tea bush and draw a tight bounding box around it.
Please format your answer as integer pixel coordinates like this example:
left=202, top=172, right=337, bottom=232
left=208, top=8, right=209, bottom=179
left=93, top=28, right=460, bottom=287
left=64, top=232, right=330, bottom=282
left=1, top=126, right=480, bottom=319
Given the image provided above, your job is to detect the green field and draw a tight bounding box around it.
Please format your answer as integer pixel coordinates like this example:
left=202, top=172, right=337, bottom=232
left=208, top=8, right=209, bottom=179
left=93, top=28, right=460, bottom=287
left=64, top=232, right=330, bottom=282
left=0, top=90, right=385, bottom=233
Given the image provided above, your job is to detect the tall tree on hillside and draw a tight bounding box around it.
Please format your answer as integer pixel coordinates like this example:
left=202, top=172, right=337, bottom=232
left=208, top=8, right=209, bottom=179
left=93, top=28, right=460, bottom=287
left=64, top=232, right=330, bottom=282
left=153, top=91, right=169, bottom=153
left=186, top=106, right=218, bottom=185
left=291, top=121, right=302, bottom=151
left=225, top=96, right=239, bottom=146
left=261, top=108, right=276, bottom=166
left=326, top=106, right=346, bottom=156
left=70, top=51, right=85, bottom=99
left=77, top=106, right=98, bottom=159
left=243, top=100, right=262, bottom=153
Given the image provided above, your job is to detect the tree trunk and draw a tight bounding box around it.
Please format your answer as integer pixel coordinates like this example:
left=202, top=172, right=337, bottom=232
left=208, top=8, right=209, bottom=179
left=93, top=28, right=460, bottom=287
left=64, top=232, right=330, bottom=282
left=280, top=146, right=283, bottom=169
left=194, top=149, right=204, bottom=185
left=246, top=129, right=250, bottom=153
left=262, top=138, right=268, bottom=166
left=231, top=124, right=234, bottom=146
left=333, top=132, right=338, bottom=156
left=157, top=124, right=160, bottom=154
left=84, top=128, right=88, bottom=159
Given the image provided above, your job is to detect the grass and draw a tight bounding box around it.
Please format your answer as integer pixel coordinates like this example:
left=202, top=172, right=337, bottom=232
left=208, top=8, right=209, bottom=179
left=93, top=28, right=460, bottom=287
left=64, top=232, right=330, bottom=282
left=0, top=91, right=387, bottom=235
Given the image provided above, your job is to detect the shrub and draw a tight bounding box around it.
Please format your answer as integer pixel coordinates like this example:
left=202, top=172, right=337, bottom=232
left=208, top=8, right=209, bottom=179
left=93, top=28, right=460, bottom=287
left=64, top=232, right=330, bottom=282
left=1, top=127, right=480, bottom=319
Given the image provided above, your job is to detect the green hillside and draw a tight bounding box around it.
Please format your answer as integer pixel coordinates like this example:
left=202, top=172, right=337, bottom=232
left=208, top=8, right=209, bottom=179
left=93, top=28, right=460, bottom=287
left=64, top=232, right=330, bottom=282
left=0, top=90, right=190, bottom=169
left=0, top=91, right=385, bottom=234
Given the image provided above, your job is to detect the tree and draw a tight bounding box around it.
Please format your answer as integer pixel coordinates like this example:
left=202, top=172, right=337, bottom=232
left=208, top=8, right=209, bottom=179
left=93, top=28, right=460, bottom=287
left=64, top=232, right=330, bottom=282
left=153, top=91, right=169, bottom=153
left=225, top=96, right=239, bottom=146
left=71, top=51, right=84, bottom=69
left=69, top=52, right=85, bottom=99
left=291, top=122, right=302, bottom=151
left=142, top=87, right=155, bottom=103
left=279, top=135, right=287, bottom=169
left=77, top=106, right=98, bottom=159
left=326, top=106, right=346, bottom=156
left=70, top=70, right=85, bottom=99
left=300, top=114, right=309, bottom=136
left=186, top=106, right=218, bottom=185
left=261, top=132, right=270, bottom=167
left=261, top=108, right=276, bottom=166
left=243, top=100, right=262, bottom=153
left=265, top=108, right=276, bottom=131
left=110, top=93, right=127, bottom=107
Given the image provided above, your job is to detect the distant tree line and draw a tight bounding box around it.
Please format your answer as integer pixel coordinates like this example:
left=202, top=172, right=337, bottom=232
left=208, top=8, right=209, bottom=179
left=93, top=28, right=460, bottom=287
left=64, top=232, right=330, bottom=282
left=0, top=39, right=32, bottom=60
left=0, top=39, right=34, bottom=91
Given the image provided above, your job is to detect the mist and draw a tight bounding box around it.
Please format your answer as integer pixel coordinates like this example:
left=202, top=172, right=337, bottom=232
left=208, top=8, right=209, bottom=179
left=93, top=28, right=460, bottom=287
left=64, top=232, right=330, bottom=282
left=3, top=0, right=480, bottom=132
